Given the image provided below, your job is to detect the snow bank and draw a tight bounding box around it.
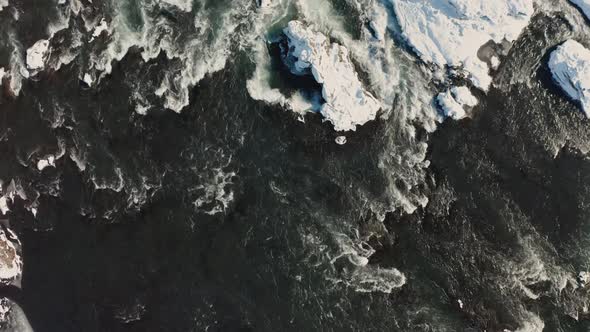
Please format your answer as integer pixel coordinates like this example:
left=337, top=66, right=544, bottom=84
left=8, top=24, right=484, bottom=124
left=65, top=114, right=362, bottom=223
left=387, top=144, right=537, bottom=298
left=283, top=21, right=381, bottom=131
left=437, top=86, right=478, bottom=120
left=391, top=0, right=534, bottom=90
left=548, top=40, right=590, bottom=117
left=571, top=0, right=590, bottom=20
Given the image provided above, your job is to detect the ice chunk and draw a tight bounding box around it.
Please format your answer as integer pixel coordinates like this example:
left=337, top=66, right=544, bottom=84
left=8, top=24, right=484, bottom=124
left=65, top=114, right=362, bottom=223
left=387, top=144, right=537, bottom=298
left=26, top=39, right=50, bottom=71
left=391, top=0, right=534, bottom=90
left=548, top=40, right=590, bottom=117
left=283, top=21, right=382, bottom=131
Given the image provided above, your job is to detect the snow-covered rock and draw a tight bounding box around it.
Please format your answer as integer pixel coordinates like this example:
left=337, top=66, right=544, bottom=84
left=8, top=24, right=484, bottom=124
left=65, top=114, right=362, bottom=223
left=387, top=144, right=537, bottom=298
left=26, top=39, right=50, bottom=71
left=335, top=136, right=347, bottom=145
left=571, top=0, right=590, bottom=20
left=548, top=40, right=590, bottom=117
left=437, top=86, right=478, bottom=120
left=283, top=21, right=381, bottom=131
left=0, top=67, right=5, bottom=85
left=0, top=0, right=7, bottom=12
left=391, top=0, right=534, bottom=90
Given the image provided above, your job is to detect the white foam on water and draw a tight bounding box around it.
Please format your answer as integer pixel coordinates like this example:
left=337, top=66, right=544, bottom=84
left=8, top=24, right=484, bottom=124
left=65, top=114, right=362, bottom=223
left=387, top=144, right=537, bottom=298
left=159, top=0, right=193, bottom=12
left=1, top=299, right=34, bottom=332
left=512, top=312, right=545, bottom=332
left=80, top=0, right=267, bottom=113
left=91, top=166, right=125, bottom=193
left=7, top=34, right=28, bottom=96
left=0, top=228, right=21, bottom=284
left=192, top=168, right=236, bottom=216
left=0, top=196, right=8, bottom=215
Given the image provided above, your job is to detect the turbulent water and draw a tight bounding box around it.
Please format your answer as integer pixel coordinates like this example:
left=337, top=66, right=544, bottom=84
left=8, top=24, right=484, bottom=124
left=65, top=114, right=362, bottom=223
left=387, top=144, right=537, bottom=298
left=0, top=0, right=589, bottom=331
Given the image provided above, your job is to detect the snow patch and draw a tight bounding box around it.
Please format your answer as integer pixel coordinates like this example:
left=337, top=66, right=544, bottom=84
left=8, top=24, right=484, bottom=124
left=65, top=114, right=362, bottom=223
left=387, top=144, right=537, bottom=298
left=548, top=40, right=590, bottom=117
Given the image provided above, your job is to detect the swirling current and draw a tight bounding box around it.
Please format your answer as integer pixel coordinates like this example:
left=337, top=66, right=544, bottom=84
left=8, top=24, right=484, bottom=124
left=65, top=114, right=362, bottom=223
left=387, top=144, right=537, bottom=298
left=0, top=0, right=590, bottom=331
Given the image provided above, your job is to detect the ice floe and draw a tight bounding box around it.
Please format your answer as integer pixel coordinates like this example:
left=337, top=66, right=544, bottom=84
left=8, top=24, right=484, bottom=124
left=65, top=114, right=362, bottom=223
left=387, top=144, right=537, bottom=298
left=548, top=40, right=590, bottom=117
left=282, top=21, right=382, bottom=131
left=391, top=0, right=534, bottom=90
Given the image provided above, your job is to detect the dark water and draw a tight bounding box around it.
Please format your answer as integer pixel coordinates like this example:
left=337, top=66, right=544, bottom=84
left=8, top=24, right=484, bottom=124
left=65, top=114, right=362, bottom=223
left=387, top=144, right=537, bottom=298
left=0, top=1, right=589, bottom=332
